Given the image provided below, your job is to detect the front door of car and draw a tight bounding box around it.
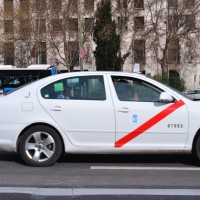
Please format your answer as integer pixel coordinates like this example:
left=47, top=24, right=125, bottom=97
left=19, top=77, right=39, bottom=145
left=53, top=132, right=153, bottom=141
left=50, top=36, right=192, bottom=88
left=38, top=74, right=115, bottom=148
left=108, top=75, right=189, bottom=149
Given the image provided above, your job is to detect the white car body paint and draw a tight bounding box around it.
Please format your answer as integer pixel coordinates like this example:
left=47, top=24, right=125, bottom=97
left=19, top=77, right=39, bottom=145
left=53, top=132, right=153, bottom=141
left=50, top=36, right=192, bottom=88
left=0, top=71, right=199, bottom=155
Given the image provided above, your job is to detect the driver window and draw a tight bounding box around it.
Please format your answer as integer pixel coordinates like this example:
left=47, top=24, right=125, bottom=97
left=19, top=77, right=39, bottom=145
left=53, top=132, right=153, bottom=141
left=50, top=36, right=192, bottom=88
left=111, top=76, right=163, bottom=102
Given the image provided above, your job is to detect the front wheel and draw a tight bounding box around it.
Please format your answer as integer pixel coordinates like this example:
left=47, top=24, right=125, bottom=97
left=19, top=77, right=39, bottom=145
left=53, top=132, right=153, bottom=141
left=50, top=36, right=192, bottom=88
left=19, top=125, right=62, bottom=167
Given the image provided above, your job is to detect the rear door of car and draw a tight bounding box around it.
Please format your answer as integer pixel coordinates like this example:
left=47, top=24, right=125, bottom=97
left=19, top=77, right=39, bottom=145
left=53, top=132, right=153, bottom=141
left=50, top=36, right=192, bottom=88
left=37, top=73, right=115, bottom=148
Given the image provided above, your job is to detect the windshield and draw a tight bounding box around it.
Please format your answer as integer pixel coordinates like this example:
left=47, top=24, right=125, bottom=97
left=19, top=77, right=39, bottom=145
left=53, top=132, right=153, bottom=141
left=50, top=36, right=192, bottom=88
left=147, top=77, right=193, bottom=101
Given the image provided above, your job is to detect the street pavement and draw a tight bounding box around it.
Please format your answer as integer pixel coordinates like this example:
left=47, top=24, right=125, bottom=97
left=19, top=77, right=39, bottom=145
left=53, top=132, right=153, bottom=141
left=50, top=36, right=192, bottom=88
left=0, top=152, right=200, bottom=199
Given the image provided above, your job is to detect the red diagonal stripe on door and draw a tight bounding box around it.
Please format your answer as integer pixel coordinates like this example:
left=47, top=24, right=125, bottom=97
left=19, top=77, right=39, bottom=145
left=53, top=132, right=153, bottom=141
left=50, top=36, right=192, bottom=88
left=115, top=100, right=185, bottom=148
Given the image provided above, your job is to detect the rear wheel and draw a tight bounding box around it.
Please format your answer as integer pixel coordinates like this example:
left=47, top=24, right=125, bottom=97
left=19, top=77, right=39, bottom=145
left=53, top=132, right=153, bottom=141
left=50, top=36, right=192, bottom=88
left=19, top=125, right=62, bottom=167
left=193, top=134, right=200, bottom=164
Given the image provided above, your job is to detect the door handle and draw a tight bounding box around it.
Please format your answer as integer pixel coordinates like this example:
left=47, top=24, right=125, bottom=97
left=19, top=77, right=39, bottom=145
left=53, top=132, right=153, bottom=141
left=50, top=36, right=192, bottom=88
left=117, top=108, right=130, bottom=113
left=51, top=106, right=62, bottom=111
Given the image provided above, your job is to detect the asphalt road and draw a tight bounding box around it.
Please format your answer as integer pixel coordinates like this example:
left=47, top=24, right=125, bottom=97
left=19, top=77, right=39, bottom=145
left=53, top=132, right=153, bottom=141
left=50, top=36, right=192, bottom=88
left=0, top=152, right=200, bottom=199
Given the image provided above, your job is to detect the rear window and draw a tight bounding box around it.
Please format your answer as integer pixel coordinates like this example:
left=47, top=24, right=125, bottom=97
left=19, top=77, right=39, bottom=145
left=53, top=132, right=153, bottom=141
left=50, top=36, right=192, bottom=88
left=41, top=75, right=106, bottom=100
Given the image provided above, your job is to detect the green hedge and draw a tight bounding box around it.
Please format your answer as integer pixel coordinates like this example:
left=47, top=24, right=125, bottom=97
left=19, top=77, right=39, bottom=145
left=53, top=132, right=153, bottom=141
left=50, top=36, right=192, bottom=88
left=146, top=74, right=186, bottom=92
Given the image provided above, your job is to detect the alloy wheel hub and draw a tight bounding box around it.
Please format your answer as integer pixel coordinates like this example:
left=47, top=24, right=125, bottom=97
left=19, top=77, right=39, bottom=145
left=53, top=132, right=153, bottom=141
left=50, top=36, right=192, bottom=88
left=37, top=143, right=44, bottom=150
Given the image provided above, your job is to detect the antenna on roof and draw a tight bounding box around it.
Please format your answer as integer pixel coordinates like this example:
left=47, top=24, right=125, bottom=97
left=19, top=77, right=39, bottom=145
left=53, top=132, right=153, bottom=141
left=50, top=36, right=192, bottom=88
left=133, top=63, right=141, bottom=73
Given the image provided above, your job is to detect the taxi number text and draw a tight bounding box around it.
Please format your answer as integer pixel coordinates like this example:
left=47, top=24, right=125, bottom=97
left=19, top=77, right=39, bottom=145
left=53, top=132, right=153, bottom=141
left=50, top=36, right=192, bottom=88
left=168, top=124, right=183, bottom=128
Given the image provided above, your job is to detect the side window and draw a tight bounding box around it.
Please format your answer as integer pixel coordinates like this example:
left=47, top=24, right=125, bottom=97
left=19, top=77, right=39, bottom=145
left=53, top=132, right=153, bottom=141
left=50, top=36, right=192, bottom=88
left=187, top=91, right=194, bottom=95
left=41, top=75, right=106, bottom=100
left=195, top=90, right=200, bottom=94
left=111, top=76, right=163, bottom=102
left=41, top=80, right=65, bottom=99
left=2, top=70, right=25, bottom=87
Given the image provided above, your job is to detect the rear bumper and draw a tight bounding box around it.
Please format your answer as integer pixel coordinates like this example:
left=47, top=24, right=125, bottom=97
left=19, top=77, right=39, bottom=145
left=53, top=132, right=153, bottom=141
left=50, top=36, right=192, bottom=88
left=0, top=123, right=28, bottom=152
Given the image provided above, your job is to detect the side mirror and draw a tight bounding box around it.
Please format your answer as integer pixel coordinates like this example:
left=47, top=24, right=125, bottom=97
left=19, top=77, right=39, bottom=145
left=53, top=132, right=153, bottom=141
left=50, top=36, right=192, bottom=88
left=159, top=92, right=173, bottom=103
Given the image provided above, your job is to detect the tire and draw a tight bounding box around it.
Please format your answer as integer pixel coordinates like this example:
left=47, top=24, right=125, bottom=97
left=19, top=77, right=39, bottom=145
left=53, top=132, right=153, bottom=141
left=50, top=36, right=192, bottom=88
left=19, top=125, right=62, bottom=167
left=194, top=134, right=200, bottom=164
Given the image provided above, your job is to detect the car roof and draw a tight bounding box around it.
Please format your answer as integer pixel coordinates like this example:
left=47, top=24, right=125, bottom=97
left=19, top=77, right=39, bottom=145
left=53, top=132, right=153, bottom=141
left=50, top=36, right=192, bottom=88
left=189, top=89, right=200, bottom=91
left=59, top=71, right=144, bottom=75
left=37, top=71, right=145, bottom=83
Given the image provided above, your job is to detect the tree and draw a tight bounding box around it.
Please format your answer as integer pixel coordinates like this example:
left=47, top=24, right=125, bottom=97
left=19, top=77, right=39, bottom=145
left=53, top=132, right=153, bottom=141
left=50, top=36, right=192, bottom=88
left=147, top=73, right=186, bottom=92
left=42, top=0, right=96, bottom=72
left=112, top=0, right=200, bottom=79
left=31, top=0, right=95, bottom=72
left=0, top=0, right=95, bottom=70
left=112, top=0, right=141, bottom=71
left=0, top=0, right=33, bottom=67
left=143, top=0, right=200, bottom=79
left=93, top=0, right=123, bottom=71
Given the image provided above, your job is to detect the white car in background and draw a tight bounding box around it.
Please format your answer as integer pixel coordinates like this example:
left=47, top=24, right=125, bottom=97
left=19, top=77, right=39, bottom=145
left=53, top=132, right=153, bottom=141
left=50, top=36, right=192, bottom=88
left=186, top=89, right=200, bottom=100
left=0, top=71, right=199, bottom=167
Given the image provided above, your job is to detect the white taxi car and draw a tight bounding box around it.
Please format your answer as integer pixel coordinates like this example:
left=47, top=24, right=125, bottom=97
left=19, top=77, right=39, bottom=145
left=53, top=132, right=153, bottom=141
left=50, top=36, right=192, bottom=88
left=0, top=71, right=199, bottom=167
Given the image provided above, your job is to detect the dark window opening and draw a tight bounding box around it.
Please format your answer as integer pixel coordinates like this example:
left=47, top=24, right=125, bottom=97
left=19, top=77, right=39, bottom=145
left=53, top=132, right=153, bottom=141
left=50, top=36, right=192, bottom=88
left=69, top=18, right=78, bottom=32
left=20, top=20, right=30, bottom=35
left=168, top=15, right=178, bottom=30
left=134, top=17, right=144, bottom=30
left=20, top=0, right=29, bottom=12
left=85, top=18, right=93, bottom=31
left=4, top=43, right=14, bottom=65
left=84, top=0, right=94, bottom=11
left=50, top=0, right=62, bottom=11
left=134, top=0, right=144, bottom=9
left=117, top=17, right=128, bottom=30
left=117, top=0, right=127, bottom=9
left=4, top=0, right=13, bottom=12
left=64, top=41, right=79, bottom=66
left=185, top=15, right=195, bottom=30
left=168, top=39, right=180, bottom=64
left=36, top=19, right=46, bottom=33
left=35, top=42, right=47, bottom=64
left=36, top=0, right=46, bottom=11
left=4, top=20, right=13, bottom=33
left=185, top=0, right=195, bottom=8
left=69, top=0, right=78, bottom=13
left=169, top=70, right=179, bottom=77
left=52, top=19, right=62, bottom=32
left=134, top=40, right=146, bottom=64
left=168, top=0, right=177, bottom=8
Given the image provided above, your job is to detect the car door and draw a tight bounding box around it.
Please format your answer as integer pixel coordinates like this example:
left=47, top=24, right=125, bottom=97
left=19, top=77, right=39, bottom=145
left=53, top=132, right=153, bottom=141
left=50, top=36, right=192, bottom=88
left=108, top=75, right=189, bottom=149
left=37, top=74, right=115, bottom=148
